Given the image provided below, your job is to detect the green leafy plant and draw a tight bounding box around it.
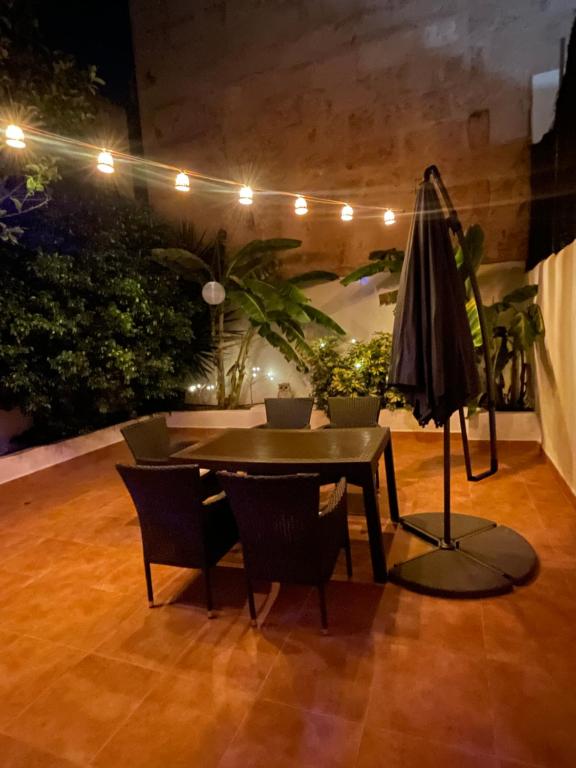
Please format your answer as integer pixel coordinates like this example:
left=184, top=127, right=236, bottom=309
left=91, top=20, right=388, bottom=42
left=307, top=333, right=405, bottom=413
left=340, top=248, right=404, bottom=305
left=0, top=1, right=103, bottom=242
left=0, top=184, right=212, bottom=445
left=153, top=235, right=344, bottom=408
left=343, top=225, right=544, bottom=412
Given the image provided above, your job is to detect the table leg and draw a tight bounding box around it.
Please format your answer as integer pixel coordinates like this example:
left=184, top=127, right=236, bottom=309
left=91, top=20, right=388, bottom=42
left=384, top=440, right=400, bottom=524
left=361, top=468, right=387, bottom=583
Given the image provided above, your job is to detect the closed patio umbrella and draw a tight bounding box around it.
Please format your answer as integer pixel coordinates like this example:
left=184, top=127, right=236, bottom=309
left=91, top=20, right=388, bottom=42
left=388, top=166, right=538, bottom=598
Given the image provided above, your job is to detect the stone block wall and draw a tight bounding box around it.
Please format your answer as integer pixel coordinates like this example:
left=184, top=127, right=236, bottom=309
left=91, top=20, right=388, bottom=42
left=129, top=0, right=574, bottom=271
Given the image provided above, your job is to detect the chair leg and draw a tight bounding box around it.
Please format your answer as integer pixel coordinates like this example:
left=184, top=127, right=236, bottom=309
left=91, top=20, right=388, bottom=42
left=144, top=560, right=154, bottom=607
left=318, top=583, right=328, bottom=635
left=246, top=574, right=258, bottom=627
left=344, top=524, right=353, bottom=579
left=203, top=567, right=215, bottom=618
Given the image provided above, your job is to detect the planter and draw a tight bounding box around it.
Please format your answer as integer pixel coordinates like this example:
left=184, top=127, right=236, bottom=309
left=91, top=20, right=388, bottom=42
left=0, top=405, right=541, bottom=486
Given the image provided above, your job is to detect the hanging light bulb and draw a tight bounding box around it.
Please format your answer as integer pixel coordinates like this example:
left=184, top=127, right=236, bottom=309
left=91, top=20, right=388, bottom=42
left=97, top=150, right=114, bottom=174
left=294, top=196, right=308, bottom=216
left=341, top=204, right=353, bottom=222
left=175, top=171, right=190, bottom=192
left=5, top=124, right=25, bottom=149
left=238, top=186, right=253, bottom=205
left=383, top=208, right=396, bottom=226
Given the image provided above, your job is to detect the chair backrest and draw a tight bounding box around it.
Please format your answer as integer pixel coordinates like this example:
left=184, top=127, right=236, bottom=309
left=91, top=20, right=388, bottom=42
left=327, top=396, right=381, bottom=427
left=264, top=398, right=313, bottom=429
left=121, top=416, right=170, bottom=461
left=217, top=471, right=323, bottom=583
left=116, top=463, right=205, bottom=566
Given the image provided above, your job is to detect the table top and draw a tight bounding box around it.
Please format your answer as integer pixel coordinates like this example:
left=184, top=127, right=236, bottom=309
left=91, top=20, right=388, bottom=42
left=173, top=427, right=389, bottom=466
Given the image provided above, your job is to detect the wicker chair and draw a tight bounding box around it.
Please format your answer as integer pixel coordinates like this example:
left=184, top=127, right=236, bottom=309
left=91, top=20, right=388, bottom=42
left=258, top=397, right=314, bottom=429
left=326, top=396, right=381, bottom=428
left=217, top=471, right=351, bottom=632
left=116, top=464, right=238, bottom=616
left=120, top=415, right=196, bottom=463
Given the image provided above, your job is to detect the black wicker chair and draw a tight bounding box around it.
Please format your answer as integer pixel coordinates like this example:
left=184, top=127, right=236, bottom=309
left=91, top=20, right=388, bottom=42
left=326, top=396, right=381, bottom=427
left=120, top=415, right=196, bottom=464
left=217, top=471, right=351, bottom=632
left=116, top=464, right=238, bottom=616
left=257, top=397, right=314, bottom=429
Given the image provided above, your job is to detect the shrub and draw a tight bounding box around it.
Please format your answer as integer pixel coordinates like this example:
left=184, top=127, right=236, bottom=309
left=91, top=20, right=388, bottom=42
left=0, top=184, right=212, bottom=445
left=307, top=333, right=405, bottom=413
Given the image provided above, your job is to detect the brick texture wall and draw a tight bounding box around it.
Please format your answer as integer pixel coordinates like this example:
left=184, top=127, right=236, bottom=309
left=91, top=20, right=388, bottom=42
left=130, top=0, right=574, bottom=271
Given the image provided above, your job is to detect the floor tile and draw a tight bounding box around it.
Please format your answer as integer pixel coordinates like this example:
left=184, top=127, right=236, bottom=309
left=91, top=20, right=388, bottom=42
left=0, top=630, right=84, bottom=727
left=93, top=671, right=253, bottom=768
left=365, top=640, right=495, bottom=754
left=0, top=733, right=81, bottom=768
left=218, top=698, right=362, bottom=768
left=7, top=653, right=159, bottom=765
left=355, top=727, right=499, bottom=767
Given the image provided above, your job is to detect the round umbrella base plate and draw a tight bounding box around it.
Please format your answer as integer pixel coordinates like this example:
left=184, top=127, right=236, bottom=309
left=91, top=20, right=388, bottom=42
left=390, top=522, right=538, bottom=598
left=400, top=512, right=496, bottom=545
left=389, top=548, right=512, bottom=598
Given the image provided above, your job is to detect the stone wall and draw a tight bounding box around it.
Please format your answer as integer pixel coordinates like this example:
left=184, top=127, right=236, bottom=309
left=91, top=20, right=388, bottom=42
left=130, top=0, right=574, bottom=271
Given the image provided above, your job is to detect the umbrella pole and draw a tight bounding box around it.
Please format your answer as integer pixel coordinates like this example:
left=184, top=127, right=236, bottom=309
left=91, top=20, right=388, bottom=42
left=442, top=419, right=452, bottom=547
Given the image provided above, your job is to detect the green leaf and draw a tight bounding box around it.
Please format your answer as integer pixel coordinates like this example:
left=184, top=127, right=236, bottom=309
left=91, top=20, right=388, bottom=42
left=501, top=284, right=538, bottom=305
left=466, top=297, right=482, bottom=347
left=257, top=325, right=302, bottom=365
left=227, top=238, right=301, bottom=275
left=341, top=260, right=395, bottom=286
left=303, top=306, right=346, bottom=334
left=368, top=248, right=404, bottom=265
left=228, top=290, right=268, bottom=323
left=288, top=271, right=339, bottom=286
left=151, top=248, right=213, bottom=281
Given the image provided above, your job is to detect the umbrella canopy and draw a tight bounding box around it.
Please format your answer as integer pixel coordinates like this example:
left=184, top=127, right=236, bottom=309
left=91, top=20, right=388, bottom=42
left=389, top=179, right=479, bottom=427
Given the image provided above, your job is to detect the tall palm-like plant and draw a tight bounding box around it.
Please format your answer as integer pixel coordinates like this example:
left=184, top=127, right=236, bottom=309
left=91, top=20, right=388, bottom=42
left=153, top=231, right=344, bottom=408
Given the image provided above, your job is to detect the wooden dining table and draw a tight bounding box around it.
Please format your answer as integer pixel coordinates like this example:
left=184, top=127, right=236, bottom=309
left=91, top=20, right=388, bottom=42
left=172, top=426, right=399, bottom=582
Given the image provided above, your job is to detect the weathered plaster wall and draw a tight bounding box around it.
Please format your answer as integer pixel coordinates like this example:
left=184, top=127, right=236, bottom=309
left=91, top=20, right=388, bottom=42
left=130, top=0, right=573, bottom=271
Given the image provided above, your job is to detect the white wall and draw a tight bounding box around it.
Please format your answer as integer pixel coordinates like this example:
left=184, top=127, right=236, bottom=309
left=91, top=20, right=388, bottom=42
left=531, top=242, right=576, bottom=495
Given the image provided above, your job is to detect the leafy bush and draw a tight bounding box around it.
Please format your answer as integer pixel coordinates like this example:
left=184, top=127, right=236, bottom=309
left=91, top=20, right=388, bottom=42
left=0, top=184, right=212, bottom=444
left=307, top=333, right=405, bottom=413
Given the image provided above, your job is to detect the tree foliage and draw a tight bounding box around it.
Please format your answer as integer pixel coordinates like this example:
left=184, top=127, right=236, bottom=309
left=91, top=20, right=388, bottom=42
left=307, top=334, right=405, bottom=413
left=0, top=0, right=103, bottom=242
left=0, top=184, right=212, bottom=444
left=153, top=235, right=344, bottom=408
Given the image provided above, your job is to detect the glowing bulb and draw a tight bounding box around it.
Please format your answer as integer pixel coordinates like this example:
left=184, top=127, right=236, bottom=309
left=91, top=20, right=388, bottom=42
left=354, top=361, right=362, bottom=370
left=239, top=186, right=253, bottom=205
left=319, top=342, right=325, bottom=348
left=175, top=172, right=190, bottom=192
left=341, top=204, right=353, bottom=222
left=97, top=150, right=114, bottom=174
left=294, top=196, right=308, bottom=215
left=5, top=124, right=25, bottom=149
left=384, top=208, right=396, bottom=226
left=351, top=338, right=357, bottom=344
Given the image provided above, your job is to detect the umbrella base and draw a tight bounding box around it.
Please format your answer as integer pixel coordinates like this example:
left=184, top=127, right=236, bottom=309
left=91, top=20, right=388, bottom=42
left=390, top=514, right=538, bottom=598
left=400, top=512, right=496, bottom=545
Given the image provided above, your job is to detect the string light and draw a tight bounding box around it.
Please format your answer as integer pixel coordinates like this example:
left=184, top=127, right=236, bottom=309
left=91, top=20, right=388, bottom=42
left=5, top=124, right=25, bottom=149
left=294, top=196, right=308, bottom=215
left=96, top=150, right=114, bottom=174
left=10, top=124, right=400, bottom=221
left=341, top=204, right=353, bottom=222
left=239, top=186, right=253, bottom=205
left=384, top=208, right=396, bottom=226
left=175, top=171, right=190, bottom=192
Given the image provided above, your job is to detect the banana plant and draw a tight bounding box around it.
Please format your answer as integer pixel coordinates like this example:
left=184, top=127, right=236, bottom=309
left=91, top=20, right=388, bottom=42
left=152, top=231, right=344, bottom=408
left=340, top=248, right=404, bottom=305
left=342, top=224, right=545, bottom=411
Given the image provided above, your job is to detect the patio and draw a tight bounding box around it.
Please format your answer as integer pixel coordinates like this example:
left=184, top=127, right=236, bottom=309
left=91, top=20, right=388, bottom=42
left=0, top=429, right=573, bottom=768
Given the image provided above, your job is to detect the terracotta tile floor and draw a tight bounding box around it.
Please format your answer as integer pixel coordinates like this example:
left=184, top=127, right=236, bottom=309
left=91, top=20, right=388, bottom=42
left=0, top=430, right=575, bottom=767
